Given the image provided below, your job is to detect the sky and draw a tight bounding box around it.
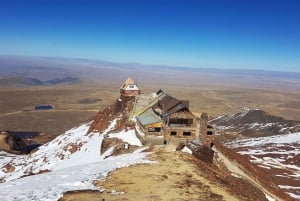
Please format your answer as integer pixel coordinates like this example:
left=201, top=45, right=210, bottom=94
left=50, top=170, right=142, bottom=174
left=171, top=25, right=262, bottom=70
left=0, top=0, right=299, bottom=71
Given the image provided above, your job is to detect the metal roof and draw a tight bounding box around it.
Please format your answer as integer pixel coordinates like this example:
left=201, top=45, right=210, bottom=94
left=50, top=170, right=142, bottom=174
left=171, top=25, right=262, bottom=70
left=137, top=108, right=162, bottom=126
left=152, top=94, right=190, bottom=116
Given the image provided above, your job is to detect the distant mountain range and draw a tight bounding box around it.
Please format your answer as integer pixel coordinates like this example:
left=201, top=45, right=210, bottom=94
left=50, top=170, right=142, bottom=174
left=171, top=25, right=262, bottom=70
left=0, top=76, right=80, bottom=86
left=1, top=55, right=300, bottom=90
left=45, top=76, right=80, bottom=85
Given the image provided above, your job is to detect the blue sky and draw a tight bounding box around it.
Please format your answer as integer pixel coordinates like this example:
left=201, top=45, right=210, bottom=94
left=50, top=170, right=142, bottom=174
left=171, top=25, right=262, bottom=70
left=0, top=0, right=299, bottom=71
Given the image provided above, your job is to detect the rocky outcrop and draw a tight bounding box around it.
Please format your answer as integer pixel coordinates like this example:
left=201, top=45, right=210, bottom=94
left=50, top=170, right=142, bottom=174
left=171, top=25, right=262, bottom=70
left=0, top=132, right=27, bottom=154
left=210, top=109, right=300, bottom=137
left=88, top=95, right=135, bottom=133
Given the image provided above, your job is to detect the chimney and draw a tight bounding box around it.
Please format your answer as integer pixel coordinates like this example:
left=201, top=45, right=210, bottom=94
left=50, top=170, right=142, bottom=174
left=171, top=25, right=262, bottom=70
left=200, top=113, right=208, bottom=142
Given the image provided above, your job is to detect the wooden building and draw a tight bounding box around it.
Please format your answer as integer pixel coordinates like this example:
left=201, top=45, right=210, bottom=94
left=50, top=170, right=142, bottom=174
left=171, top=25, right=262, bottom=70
left=137, top=91, right=199, bottom=139
left=136, top=90, right=215, bottom=146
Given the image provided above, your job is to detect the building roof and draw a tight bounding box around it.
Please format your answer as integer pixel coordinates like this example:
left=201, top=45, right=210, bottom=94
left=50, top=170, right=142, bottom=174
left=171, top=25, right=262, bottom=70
left=136, top=90, right=195, bottom=127
left=124, top=77, right=135, bottom=85
left=134, top=91, right=167, bottom=116
left=120, top=77, right=139, bottom=90
left=137, top=108, right=162, bottom=126
left=153, top=94, right=190, bottom=117
left=164, top=100, right=189, bottom=117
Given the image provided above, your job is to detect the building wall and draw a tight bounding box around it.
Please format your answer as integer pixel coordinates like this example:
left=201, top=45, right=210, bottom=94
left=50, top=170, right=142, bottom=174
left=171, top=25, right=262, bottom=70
left=164, top=127, right=197, bottom=140
left=200, top=113, right=208, bottom=144
left=122, top=90, right=140, bottom=96
left=145, top=122, right=163, bottom=132
left=200, top=113, right=215, bottom=147
left=164, top=110, right=198, bottom=141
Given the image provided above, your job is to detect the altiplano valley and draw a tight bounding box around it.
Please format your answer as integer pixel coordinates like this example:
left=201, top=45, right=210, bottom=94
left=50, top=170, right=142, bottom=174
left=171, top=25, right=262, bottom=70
left=1, top=57, right=300, bottom=201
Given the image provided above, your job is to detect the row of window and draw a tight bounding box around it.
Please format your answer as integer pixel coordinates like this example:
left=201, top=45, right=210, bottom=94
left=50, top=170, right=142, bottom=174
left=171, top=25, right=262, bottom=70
left=171, top=131, right=191, bottom=136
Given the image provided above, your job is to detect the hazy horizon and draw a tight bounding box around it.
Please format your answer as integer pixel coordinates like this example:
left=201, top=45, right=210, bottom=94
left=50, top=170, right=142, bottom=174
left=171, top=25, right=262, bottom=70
left=2, top=54, right=300, bottom=74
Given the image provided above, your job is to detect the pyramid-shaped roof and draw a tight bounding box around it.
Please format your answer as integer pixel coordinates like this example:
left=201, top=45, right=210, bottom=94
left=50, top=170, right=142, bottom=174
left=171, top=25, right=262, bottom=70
left=121, top=77, right=138, bottom=90
left=124, top=77, right=135, bottom=85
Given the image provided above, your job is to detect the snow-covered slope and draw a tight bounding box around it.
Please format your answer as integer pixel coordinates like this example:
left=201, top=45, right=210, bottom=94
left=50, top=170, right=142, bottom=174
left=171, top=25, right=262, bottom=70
left=0, top=118, right=153, bottom=201
left=226, top=132, right=300, bottom=200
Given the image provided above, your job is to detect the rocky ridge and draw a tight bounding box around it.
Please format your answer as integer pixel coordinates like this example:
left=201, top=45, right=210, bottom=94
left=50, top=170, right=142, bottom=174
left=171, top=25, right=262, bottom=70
left=210, top=109, right=300, bottom=138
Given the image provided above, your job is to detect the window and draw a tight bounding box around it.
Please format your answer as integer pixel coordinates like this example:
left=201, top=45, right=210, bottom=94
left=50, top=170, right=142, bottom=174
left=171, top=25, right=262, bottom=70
left=148, top=127, right=161, bottom=132
left=183, top=132, right=191, bottom=136
left=207, top=131, right=213, bottom=135
left=129, top=85, right=135, bottom=88
left=168, top=118, right=193, bottom=127
left=171, top=131, right=177, bottom=136
left=148, top=127, right=155, bottom=132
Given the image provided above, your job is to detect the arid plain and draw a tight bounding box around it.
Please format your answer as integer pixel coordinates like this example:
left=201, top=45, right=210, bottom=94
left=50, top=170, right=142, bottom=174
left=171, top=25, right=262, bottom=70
left=1, top=57, right=300, bottom=201
left=1, top=57, right=300, bottom=140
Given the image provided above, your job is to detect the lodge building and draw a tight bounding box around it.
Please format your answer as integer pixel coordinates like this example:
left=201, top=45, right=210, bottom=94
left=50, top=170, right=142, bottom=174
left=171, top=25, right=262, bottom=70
left=134, top=89, right=215, bottom=146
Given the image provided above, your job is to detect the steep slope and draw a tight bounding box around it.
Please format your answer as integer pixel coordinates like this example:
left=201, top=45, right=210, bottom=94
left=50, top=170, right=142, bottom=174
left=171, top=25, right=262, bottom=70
left=0, top=96, right=152, bottom=201
left=226, top=132, right=300, bottom=200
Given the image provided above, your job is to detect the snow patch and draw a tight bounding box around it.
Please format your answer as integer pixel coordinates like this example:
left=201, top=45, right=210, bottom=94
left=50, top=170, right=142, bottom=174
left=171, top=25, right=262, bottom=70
left=286, top=192, right=300, bottom=199
left=231, top=173, right=242, bottom=178
left=0, top=150, right=152, bottom=201
left=265, top=193, right=276, bottom=201
left=227, top=132, right=300, bottom=148
left=181, top=146, right=192, bottom=154
left=228, top=132, right=300, bottom=200
left=108, top=129, right=142, bottom=146
left=0, top=118, right=153, bottom=200
left=279, top=185, right=300, bottom=190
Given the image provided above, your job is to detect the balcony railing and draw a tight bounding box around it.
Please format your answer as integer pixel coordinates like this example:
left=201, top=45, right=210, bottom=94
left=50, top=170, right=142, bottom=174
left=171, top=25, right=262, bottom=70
left=168, top=123, right=193, bottom=127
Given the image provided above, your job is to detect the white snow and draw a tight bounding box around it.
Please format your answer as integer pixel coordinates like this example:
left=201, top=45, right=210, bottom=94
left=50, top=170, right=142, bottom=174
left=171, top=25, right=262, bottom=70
left=227, top=132, right=300, bottom=148
left=231, top=173, right=242, bottom=178
left=265, top=193, right=276, bottom=201
left=286, top=192, right=300, bottom=199
left=227, top=132, right=300, bottom=200
left=181, top=146, right=192, bottom=154
left=0, top=151, right=152, bottom=201
left=279, top=185, right=300, bottom=190
left=0, top=118, right=153, bottom=201
left=108, top=129, right=142, bottom=146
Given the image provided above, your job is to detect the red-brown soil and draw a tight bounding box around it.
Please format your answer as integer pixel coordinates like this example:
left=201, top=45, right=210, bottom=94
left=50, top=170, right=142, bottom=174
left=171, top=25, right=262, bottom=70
left=214, top=141, right=295, bottom=201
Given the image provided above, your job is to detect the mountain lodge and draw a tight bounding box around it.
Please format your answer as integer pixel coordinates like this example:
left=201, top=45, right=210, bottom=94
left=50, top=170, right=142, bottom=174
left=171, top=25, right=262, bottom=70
left=132, top=89, right=215, bottom=147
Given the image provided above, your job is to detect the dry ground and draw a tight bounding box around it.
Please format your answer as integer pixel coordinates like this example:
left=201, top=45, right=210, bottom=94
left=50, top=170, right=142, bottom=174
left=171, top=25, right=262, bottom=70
left=61, top=145, right=237, bottom=201
left=0, top=83, right=119, bottom=139
left=61, top=143, right=267, bottom=201
left=1, top=80, right=300, bottom=142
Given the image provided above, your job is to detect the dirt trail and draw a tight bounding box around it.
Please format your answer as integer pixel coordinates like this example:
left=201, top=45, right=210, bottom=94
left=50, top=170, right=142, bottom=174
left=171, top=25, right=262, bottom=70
left=0, top=111, right=22, bottom=117
left=61, top=144, right=240, bottom=201
left=201, top=90, right=241, bottom=112
left=213, top=146, right=282, bottom=201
